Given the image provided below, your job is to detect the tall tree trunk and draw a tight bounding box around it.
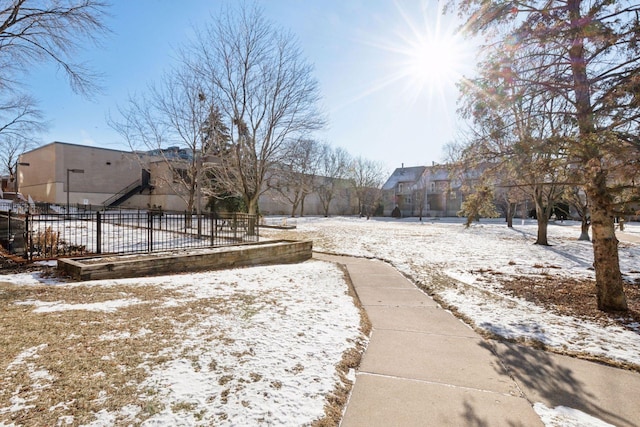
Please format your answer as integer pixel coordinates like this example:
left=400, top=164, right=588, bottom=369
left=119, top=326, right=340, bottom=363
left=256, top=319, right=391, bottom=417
left=533, top=187, right=549, bottom=245
left=290, top=190, right=301, bottom=217
left=506, top=202, right=514, bottom=228
left=535, top=214, right=549, bottom=245
left=299, top=194, right=306, bottom=217
left=246, top=196, right=259, bottom=236
left=567, top=0, right=627, bottom=311
left=185, top=193, right=195, bottom=228
left=323, top=202, right=330, bottom=217
left=585, top=170, right=627, bottom=310
left=247, top=197, right=258, bottom=216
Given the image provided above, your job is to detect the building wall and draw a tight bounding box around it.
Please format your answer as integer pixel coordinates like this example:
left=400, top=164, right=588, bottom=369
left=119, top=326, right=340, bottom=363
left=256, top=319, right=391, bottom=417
left=17, top=141, right=361, bottom=215
left=121, top=193, right=187, bottom=212
left=142, top=161, right=192, bottom=211
left=19, top=142, right=141, bottom=206
left=18, top=143, right=58, bottom=202
left=259, top=181, right=358, bottom=216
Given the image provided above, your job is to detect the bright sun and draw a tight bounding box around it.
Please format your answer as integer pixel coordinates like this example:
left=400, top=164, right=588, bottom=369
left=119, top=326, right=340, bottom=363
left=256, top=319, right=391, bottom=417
left=341, top=1, right=473, bottom=110
left=373, top=1, right=471, bottom=103
left=403, top=31, right=465, bottom=92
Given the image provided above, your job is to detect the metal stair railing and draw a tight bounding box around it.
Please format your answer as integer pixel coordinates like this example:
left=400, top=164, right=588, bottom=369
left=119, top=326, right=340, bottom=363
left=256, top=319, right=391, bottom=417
left=102, top=180, right=142, bottom=207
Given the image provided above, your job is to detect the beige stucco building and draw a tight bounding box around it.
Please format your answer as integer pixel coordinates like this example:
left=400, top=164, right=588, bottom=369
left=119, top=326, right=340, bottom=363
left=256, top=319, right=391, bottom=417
left=17, top=142, right=186, bottom=211
left=18, top=142, right=143, bottom=207
left=17, top=141, right=360, bottom=215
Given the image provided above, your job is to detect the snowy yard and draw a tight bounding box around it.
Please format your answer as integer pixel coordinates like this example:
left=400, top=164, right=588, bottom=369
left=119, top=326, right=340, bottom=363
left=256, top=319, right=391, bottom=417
left=0, top=261, right=366, bottom=426
left=1, top=215, right=639, bottom=426
left=262, top=216, right=640, bottom=369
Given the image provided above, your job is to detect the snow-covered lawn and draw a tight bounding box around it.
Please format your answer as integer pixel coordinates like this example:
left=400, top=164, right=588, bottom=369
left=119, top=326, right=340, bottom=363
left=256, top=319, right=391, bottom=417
left=2, top=215, right=638, bottom=427
left=0, top=261, right=366, bottom=426
left=262, top=216, right=640, bottom=368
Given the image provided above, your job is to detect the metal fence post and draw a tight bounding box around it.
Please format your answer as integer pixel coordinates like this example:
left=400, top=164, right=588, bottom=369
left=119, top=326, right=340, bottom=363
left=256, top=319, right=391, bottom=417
left=147, top=211, right=153, bottom=253
left=96, top=211, right=102, bottom=254
left=233, top=214, right=238, bottom=241
left=7, top=209, right=12, bottom=251
left=255, top=215, right=259, bottom=241
left=210, top=214, right=214, bottom=246
left=23, top=210, right=29, bottom=260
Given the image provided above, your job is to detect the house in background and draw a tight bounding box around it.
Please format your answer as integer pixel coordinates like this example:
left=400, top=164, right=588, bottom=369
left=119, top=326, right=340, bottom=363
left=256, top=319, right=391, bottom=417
left=382, top=166, right=426, bottom=217
left=382, top=163, right=464, bottom=218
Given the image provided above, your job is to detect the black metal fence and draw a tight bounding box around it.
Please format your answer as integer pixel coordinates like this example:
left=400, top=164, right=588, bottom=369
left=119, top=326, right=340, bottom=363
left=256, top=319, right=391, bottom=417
left=1, top=209, right=259, bottom=260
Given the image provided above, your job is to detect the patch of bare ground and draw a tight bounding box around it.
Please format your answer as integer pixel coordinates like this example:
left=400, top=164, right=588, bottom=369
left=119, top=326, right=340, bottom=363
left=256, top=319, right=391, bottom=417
left=499, top=275, right=640, bottom=333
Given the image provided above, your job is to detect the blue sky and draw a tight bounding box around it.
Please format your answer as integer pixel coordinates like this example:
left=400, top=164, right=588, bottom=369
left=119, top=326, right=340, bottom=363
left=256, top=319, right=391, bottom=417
left=28, top=0, right=475, bottom=174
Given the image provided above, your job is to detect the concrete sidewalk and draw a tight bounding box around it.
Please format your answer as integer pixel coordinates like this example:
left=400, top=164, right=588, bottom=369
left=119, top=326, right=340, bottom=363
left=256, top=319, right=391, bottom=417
left=315, top=253, right=640, bottom=427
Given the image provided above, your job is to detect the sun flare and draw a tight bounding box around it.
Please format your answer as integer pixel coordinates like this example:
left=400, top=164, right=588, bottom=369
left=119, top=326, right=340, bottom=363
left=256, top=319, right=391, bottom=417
left=403, top=30, right=466, bottom=92
left=337, top=1, right=473, bottom=111
left=364, top=1, right=472, bottom=105
left=392, top=3, right=470, bottom=102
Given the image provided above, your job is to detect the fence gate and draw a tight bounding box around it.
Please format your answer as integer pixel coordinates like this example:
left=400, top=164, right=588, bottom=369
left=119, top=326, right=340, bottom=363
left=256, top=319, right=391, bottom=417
left=0, top=211, right=26, bottom=257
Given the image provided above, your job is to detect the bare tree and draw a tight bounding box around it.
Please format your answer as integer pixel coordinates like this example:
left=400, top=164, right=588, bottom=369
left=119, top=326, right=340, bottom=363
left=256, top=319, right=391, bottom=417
left=347, top=156, right=386, bottom=218
left=1, top=1, right=108, bottom=188
left=188, top=4, right=324, bottom=216
left=412, top=174, right=429, bottom=221
left=271, top=138, right=322, bottom=217
left=315, top=144, right=351, bottom=217
left=1, top=135, right=35, bottom=191
left=564, top=185, right=590, bottom=241
left=111, top=66, right=227, bottom=218
left=0, top=94, right=44, bottom=185
left=449, top=0, right=640, bottom=310
left=0, top=0, right=109, bottom=96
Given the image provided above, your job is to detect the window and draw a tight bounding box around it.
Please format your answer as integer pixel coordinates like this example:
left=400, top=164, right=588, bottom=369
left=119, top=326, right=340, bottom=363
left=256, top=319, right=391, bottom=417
left=430, top=182, right=436, bottom=192
left=398, top=183, right=404, bottom=193
left=172, top=168, right=190, bottom=183
left=405, top=196, right=412, bottom=204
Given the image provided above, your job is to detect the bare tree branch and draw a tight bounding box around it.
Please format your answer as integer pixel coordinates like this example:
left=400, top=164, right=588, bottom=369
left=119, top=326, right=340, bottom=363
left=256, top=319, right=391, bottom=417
left=0, top=0, right=109, bottom=96
left=188, top=4, right=325, bottom=215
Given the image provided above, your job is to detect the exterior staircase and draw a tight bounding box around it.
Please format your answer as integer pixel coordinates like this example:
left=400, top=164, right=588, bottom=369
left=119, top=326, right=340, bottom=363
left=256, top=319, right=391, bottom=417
left=103, top=170, right=151, bottom=208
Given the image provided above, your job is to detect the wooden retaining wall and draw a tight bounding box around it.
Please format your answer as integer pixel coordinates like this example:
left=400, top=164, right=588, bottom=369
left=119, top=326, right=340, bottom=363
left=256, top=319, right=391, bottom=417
left=57, top=240, right=312, bottom=281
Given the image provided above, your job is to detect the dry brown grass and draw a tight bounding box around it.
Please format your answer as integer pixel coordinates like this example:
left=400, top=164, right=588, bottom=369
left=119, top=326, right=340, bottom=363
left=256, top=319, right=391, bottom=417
left=0, top=256, right=371, bottom=426
left=499, top=276, right=640, bottom=331
left=0, top=281, right=235, bottom=426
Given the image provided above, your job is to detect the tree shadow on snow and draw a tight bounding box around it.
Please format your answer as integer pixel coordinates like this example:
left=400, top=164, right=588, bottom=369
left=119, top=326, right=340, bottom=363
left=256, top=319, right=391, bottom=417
left=482, top=340, right=636, bottom=427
